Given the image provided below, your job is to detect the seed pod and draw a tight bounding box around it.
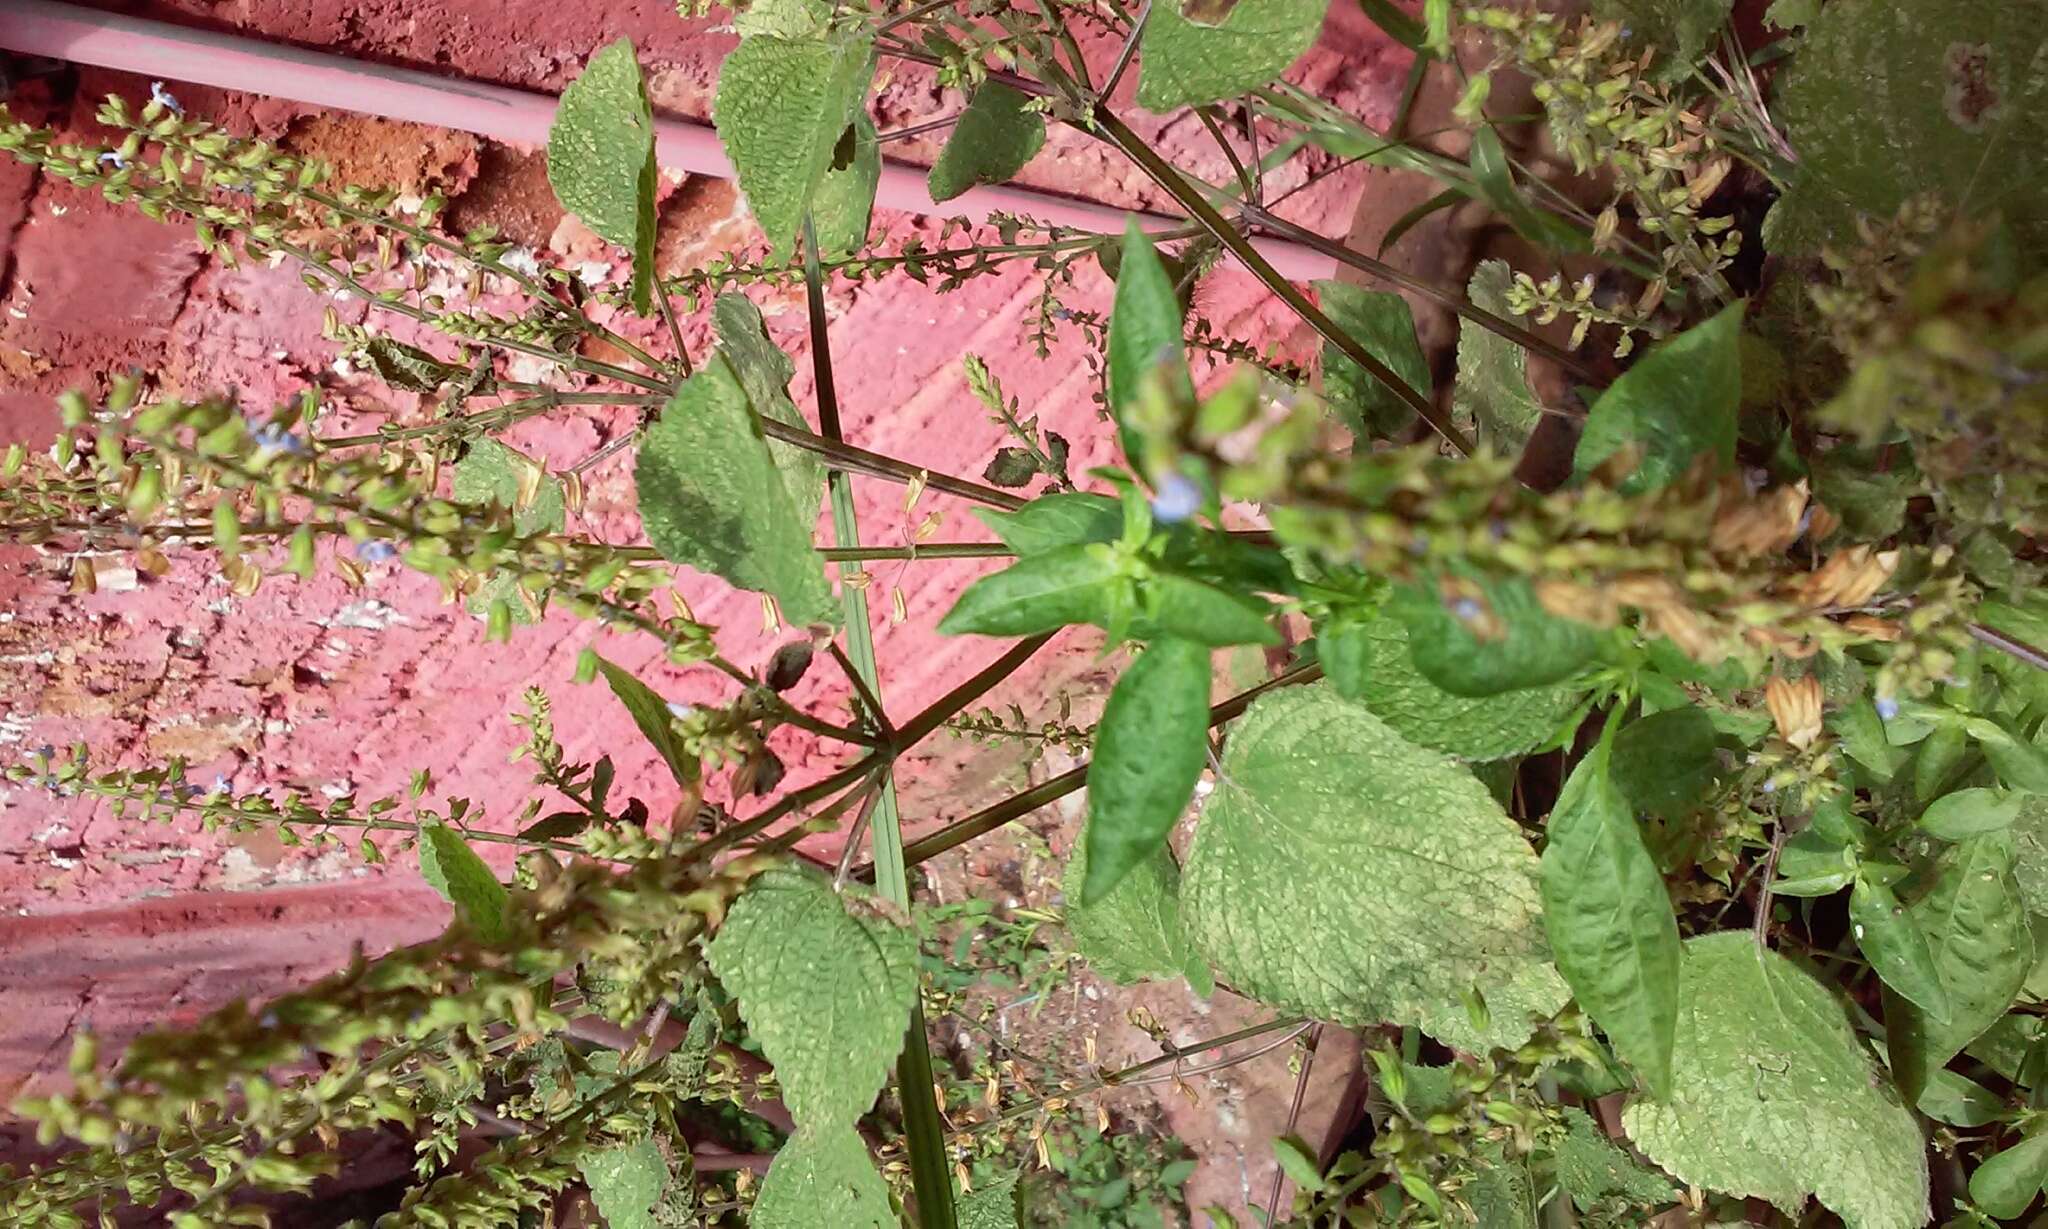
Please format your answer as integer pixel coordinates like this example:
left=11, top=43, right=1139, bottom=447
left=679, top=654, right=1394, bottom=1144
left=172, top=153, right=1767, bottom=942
left=764, top=640, right=814, bottom=692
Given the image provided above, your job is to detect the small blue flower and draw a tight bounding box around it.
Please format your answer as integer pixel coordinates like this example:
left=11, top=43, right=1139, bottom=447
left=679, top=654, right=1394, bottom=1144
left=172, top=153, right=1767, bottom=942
left=97, top=151, right=128, bottom=171
left=1452, top=597, right=1484, bottom=622
left=249, top=421, right=309, bottom=455
left=1762, top=779, right=1778, bottom=794
left=355, top=540, right=399, bottom=564
left=149, top=82, right=183, bottom=116
left=35, top=744, right=55, bottom=760
left=1875, top=695, right=1900, bottom=721
left=1148, top=473, right=1201, bottom=524
left=210, top=773, right=232, bottom=794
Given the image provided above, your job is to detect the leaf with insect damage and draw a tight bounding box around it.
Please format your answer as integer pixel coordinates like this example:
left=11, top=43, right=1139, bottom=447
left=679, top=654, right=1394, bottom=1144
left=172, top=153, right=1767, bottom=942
left=1769, top=0, right=2048, bottom=263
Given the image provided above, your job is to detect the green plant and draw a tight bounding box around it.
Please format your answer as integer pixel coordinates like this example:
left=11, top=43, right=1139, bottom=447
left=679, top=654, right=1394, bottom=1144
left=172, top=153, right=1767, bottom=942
left=4, top=0, right=2048, bottom=1226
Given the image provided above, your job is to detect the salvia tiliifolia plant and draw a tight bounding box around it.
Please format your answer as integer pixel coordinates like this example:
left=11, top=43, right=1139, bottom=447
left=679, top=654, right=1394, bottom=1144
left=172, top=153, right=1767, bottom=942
left=3, top=0, right=2047, bottom=1225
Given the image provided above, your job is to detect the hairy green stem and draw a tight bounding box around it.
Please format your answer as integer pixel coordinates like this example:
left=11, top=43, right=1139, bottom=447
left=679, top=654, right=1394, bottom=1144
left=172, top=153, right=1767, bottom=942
left=803, top=213, right=957, bottom=1229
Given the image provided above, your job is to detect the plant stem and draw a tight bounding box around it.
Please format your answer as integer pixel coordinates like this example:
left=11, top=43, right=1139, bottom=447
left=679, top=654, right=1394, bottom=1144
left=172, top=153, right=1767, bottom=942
left=759, top=414, right=1026, bottom=510
left=892, top=634, right=1058, bottom=749
left=802, top=212, right=958, bottom=1229
left=1090, top=108, right=1476, bottom=454
left=971, top=1015, right=1308, bottom=1132
left=874, top=661, right=1323, bottom=873
left=314, top=391, right=663, bottom=449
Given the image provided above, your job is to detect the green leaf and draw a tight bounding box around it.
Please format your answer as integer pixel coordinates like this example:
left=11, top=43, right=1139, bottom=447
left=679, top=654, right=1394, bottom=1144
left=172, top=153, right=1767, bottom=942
left=1976, top=715, right=2048, bottom=795
left=1885, top=832, right=2036, bottom=1106
left=1390, top=571, right=1600, bottom=696
left=1620, top=933, right=1928, bottom=1229
left=1813, top=448, right=1908, bottom=541
left=713, top=32, right=876, bottom=259
left=982, top=448, right=1042, bottom=488
left=1316, top=281, right=1429, bottom=439
left=1769, top=0, right=2048, bottom=265
left=972, top=493, right=1121, bottom=555
left=1610, top=707, right=1720, bottom=816
left=1555, top=1107, right=1676, bottom=1212
left=1183, top=684, right=1568, bottom=1052
left=1968, top=1130, right=2048, bottom=1221
left=451, top=439, right=565, bottom=536
left=705, top=868, right=920, bottom=1127
left=1541, top=724, right=1681, bottom=1098
left=1772, top=826, right=1858, bottom=898
left=1135, top=0, right=1327, bottom=111
left=1318, top=613, right=1579, bottom=760
left=1467, top=127, right=1587, bottom=252
left=958, top=1174, right=1021, bottom=1229
left=360, top=338, right=469, bottom=394
left=938, top=549, right=1274, bottom=646
left=547, top=39, right=658, bottom=314
left=1573, top=303, right=1743, bottom=493
left=939, top=545, right=1122, bottom=638
left=636, top=354, right=838, bottom=627
left=577, top=1137, right=668, bottom=1229
left=1850, top=877, right=1950, bottom=1021
left=1468, top=1148, right=1538, bottom=1228
left=1591, top=0, right=1734, bottom=78
left=1354, top=0, right=1424, bottom=49
left=1915, top=1069, right=2006, bottom=1127
left=1967, top=1013, right=2043, bottom=1082
left=733, top=0, right=832, bottom=38
left=1272, top=1135, right=1325, bottom=1195
left=2015, top=794, right=2048, bottom=915
left=1141, top=572, right=1279, bottom=647
left=590, top=654, right=695, bottom=786
left=1082, top=639, right=1213, bottom=904
left=1107, top=221, right=1189, bottom=461
left=1835, top=700, right=1904, bottom=782
left=710, top=293, right=825, bottom=536
left=417, top=823, right=511, bottom=944
left=1919, top=788, right=2025, bottom=839
left=752, top=1125, right=895, bottom=1229
left=1452, top=261, right=1546, bottom=454
left=928, top=82, right=1046, bottom=203
left=1064, top=824, right=1208, bottom=988
left=1764, top=0, right=1816, bottom=29
left=810, top=111, right=879, bottom=258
